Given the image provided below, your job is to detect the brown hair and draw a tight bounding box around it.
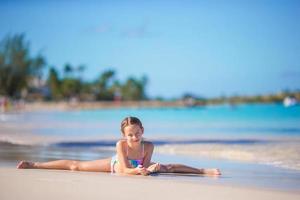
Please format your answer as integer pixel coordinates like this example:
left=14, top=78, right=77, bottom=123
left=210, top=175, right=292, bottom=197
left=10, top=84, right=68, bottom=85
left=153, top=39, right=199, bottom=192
left=120, top=116, right=143, bottom=134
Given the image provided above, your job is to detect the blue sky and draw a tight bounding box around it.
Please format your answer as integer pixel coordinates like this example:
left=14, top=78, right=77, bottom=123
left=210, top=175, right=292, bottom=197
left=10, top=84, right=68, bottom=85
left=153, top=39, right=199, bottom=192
left=0, top=0, right=299, bottom=98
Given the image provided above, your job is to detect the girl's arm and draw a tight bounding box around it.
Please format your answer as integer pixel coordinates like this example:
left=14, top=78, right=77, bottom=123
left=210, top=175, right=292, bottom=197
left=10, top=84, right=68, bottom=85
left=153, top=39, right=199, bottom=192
left=141, top=142, right=154, bottom=168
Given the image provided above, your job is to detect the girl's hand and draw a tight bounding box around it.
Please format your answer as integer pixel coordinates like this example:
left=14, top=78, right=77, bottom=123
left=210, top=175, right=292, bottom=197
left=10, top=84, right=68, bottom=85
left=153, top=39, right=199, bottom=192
left=135, top=166, right=150, bottom=176
left=147, top=163, right=160, bottom=173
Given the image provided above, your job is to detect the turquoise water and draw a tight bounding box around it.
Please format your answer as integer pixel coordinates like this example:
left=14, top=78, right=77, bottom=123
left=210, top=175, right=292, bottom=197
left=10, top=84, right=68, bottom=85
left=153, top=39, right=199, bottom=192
left=13, top=103, right=300, bottom=139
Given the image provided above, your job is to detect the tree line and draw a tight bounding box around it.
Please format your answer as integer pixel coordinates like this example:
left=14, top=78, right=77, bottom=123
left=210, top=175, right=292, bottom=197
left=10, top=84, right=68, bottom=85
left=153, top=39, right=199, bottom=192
left=0, top=34, right=148, bottom=101
left=1, top=34, right=299, bottom=104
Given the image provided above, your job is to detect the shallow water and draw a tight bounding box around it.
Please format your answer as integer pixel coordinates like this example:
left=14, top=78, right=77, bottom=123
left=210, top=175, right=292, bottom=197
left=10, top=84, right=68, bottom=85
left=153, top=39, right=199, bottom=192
left=151, top=154, right=300, bottom=192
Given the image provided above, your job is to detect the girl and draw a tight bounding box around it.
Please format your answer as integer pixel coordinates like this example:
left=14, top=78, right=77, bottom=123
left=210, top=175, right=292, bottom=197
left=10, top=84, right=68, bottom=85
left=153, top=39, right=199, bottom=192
left=17, top=116, right=221, bottom=176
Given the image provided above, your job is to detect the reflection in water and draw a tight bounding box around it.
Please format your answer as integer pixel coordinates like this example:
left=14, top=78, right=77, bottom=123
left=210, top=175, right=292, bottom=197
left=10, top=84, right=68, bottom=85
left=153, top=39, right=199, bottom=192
left=0, top=142, right=115, bottom=166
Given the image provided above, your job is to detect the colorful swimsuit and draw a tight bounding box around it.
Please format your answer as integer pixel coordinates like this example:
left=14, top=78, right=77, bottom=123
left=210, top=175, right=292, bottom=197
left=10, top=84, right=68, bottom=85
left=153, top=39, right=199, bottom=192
left=110, top=141, right=144, bottom=173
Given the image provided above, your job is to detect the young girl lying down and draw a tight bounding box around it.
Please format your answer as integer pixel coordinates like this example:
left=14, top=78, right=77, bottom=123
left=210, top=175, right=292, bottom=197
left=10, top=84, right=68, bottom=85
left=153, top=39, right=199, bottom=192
left=18, top=116, right=221, bottom=176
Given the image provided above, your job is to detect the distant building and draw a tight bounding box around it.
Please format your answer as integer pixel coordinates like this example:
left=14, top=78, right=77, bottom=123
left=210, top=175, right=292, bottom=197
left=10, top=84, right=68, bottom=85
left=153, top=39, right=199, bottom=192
left=283, top=96, right=297, bottom=107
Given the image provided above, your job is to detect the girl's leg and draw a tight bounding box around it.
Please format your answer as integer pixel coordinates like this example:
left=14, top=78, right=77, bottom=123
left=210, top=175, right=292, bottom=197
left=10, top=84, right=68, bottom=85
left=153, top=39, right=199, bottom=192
left=158, top=163, right=221, bottom=175
left=17, top=158, right=111, bottom=172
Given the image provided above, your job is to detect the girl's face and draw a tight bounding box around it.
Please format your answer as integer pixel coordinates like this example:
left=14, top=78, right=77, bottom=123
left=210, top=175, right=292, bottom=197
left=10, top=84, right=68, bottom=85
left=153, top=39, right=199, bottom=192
left=123, top=124, right=144, bottom=143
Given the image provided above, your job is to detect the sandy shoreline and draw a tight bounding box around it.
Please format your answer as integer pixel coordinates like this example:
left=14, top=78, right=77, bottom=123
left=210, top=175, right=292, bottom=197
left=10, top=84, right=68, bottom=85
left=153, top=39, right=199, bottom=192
left=19, top=101, right=189, bottom=112
left=0, top=168, right=299, bottom=200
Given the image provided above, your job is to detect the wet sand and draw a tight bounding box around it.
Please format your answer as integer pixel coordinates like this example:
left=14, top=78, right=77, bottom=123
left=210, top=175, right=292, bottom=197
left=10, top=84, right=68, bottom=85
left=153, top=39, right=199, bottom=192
left=0, top=168, right=299, bottom=200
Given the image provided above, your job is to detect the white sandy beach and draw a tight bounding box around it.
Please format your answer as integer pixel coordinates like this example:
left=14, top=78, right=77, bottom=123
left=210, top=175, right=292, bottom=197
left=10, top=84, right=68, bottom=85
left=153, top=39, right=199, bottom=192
left=0, top=168, right=299, bottom=200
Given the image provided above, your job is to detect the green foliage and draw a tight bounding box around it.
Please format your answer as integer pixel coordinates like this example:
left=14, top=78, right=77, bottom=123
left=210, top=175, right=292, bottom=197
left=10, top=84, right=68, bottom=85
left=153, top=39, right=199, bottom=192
left=47, top=67, right=61, bottom=100
left=60, top=78, right=81, bottom=99
left=63, top=63, right=73, bottom=78
left=46, top=63, right=90, bottom=100
left=194, top=91, right=300, bottom=106
left=0, top=34, right=150, bottom=101
left=0, top=34, right=46, bottom=98
left=95, top=70, right=115, bottom=100
left=121, top=75, right=148, bottom=100
left=44, top=65, right=149, bottom=101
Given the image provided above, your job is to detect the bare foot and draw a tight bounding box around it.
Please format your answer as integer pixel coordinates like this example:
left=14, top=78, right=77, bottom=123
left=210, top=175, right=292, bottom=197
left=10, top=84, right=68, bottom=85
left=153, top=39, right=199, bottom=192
left=17, top=161, right=36, bottom=169
left=202, top=168, right=221, bottom=175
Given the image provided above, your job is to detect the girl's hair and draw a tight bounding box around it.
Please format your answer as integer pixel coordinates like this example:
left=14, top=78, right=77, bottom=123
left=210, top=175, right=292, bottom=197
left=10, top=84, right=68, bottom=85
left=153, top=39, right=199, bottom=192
left=120, top=116, right=143, bottom=134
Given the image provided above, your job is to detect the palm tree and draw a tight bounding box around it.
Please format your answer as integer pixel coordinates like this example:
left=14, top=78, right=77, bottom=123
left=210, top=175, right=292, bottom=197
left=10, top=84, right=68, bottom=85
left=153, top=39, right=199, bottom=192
left=63, top=63, right=73, bottom=78
left=0, top=34, right=46, bottom=98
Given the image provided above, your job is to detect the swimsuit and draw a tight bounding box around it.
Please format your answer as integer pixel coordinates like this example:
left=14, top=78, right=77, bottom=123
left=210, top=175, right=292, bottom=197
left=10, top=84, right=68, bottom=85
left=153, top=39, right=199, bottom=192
left=110, top=141, right=144, bottom=173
